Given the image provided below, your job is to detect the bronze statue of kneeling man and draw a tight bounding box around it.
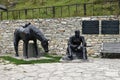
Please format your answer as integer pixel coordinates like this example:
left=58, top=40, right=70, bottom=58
left=62, top=30, right=87, bottom=61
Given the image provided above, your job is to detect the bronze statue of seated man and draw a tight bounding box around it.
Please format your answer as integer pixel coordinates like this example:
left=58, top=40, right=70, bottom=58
left=64, top=30, right=87, bottom=60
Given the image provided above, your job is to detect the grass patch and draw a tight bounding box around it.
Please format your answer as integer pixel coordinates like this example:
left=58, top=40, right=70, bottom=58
left=0, top=54, right=62, bottom=65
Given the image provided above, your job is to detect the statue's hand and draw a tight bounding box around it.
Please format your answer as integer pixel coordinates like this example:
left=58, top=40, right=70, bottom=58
left=77, top=46, right=81, bottom=49
left=77, top=45, right=82, bottom=50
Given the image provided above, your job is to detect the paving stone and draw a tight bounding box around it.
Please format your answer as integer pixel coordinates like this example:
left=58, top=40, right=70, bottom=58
left=38, top=73, right=50, bottom=78
left=61, top=77, right=73, bottom=80
left=114, top=78, right=120, bottom=80
left=52, top=71, right=65, bottom=77
left=22, top=77, right=35, bottom=80
left=37, top=77, right=48, bottom=80
left=73, top=77, right=83, bottom=80
left=0, top=75, right=10, bottom=80
left=105, top=71, right=119, bottom=77
left=66, top=72, right=82, bottom=77
left=24, top=72, right=38, bottom=77
left=49, top=77, right=61, bottom=80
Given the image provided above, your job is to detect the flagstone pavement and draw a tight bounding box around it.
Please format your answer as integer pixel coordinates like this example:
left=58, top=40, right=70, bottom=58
left=0, top=58, right=120, bottom=80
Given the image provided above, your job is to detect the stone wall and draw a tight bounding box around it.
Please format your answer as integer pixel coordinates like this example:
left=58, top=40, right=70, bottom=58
left=0, top=16, right=120, bottom=56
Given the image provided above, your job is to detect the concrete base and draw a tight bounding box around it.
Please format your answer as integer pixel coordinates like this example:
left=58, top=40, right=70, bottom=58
left=23, top=42, right=40, bottom=58
left=60, top=55, right=89, bottom=63
left=60, top=57, right=89, bottom=63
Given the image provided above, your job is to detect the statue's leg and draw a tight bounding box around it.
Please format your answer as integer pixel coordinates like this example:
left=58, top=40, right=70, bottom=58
left=14, top=35, right=20, bottom=57
left=67, top=46, right=73, bottom=60
left=76, top=49, right=82, bottom=59
left=33, top=39, right=38, bottom=57
left=84, top=47, right=88, bottom=59
left=82, top=47, right=87, bottom=60
left=24, top=41, right=28, bottom=58
left=64, top=47, right=73, bottom=60
left=66, top=47, right=69, bottom=55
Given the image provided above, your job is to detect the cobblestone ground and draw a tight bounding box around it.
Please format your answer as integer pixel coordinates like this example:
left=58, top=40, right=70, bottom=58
left=0, top=58, right=120, bottom=80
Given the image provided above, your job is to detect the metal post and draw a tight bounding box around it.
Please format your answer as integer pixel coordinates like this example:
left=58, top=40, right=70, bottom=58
left=61, top=6, right=62, bottom=17
left=119, top=0, right=120, bottom=15
left=39, top=8, right=40, bottom=18
left=83, top=3, right=86, bottom=16
left=18, top=10, right=20, bottom=19
left=25, top=9, right=27, bottom=19
left=52, top=6, right=55, bottom=17
left=46, top=7, right=47, bottom=15
left=92, top=3, right=94, bottom=16
left=32, top=9, right=34, bottom=18
left=12, top=11, right=14, bottom=19
left=0, top=12, right=2, bottom=20
left=76, top=4, right=78, bottom=15
left=6, top=11, right=8, bottom=20
left=68, top=5, right=70, bottom=16
left=110, top=1, right=112, bottom=15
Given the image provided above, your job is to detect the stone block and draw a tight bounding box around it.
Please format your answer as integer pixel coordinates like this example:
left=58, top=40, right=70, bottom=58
left=23, top=43, right=40, bottom=58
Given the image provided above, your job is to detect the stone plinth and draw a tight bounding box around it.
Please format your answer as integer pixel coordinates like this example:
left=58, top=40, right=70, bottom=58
left=23, top=42, right=40, bottom=58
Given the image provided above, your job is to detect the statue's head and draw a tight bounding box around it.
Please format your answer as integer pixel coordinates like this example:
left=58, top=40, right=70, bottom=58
left=41, top=39, right=49, bottom=52
left=75, top=30, right=80, bottom=38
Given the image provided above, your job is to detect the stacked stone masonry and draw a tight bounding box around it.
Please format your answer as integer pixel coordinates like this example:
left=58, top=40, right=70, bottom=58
left=0, top=16, right=120, bottom=55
